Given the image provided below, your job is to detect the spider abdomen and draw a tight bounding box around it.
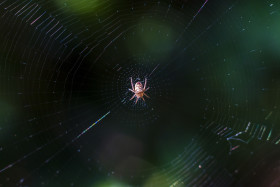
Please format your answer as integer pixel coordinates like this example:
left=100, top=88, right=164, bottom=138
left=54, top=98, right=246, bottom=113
left=135, top=82, right=143, bottom=92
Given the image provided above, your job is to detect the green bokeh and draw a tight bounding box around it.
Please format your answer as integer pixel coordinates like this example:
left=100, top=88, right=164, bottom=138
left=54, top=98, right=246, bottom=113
left=54, top=0, right=100, bottom=14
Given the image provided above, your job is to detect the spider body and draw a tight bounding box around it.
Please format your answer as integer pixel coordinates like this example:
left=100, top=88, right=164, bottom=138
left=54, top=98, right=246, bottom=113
left=129, top=78, right=150, bottom=104
left=135, top=82, right=143, bottom=93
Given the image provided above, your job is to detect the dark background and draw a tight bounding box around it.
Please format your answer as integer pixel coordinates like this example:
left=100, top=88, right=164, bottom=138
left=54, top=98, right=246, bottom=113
left=0, top=0, right=280, bottom=186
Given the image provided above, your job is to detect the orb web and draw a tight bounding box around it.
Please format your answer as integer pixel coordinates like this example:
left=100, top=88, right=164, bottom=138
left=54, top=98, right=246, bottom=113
left=0, top=0, right=280, bottom=186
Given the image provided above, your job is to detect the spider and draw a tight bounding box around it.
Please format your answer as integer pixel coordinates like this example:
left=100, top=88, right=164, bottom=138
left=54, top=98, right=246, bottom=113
left=129, top=77, right=150, bottom=104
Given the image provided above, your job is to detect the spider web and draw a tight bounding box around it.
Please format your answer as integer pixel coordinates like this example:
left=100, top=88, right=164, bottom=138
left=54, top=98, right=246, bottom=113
left=1, top=0, right=280, bottom=186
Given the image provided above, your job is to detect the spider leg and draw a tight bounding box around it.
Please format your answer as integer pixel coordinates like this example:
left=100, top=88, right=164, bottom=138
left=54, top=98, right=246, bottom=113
left=145, top=87, right=150, bottom=91
left=135, top=97, right=139, bottom=104
left=129, top=89, right=135, bottom=93
left=141, top=96, right=145, bottom=102
left=130, top=77, right=134, bottom=90
left=143, top=93, right=150, bottom=98
left=144, top=78, right=147, bottom=90
left=130, top=94, right=136, bottom=100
